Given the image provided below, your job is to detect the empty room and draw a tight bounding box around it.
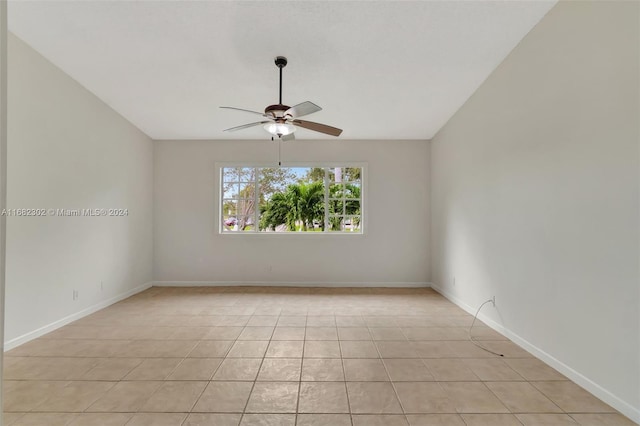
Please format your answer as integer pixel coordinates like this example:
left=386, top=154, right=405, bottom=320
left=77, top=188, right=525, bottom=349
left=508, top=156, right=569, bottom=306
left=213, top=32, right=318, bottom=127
left=0, top=0, right=638, bottom=425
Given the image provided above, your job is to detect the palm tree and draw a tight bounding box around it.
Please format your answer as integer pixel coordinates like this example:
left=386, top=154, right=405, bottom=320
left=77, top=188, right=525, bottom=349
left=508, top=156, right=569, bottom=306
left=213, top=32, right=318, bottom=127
left=292, top=181, right=324, bottom=231
left=260, top=181, right=324, bottom=231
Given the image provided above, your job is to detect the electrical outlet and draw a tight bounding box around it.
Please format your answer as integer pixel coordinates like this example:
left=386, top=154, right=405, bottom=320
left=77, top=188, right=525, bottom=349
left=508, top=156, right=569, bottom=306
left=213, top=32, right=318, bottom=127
left=100, top=281, right=104, bottom=291
left=72, top=289, right=78, bottom=300
left=453, top=277, right=456, bottom=287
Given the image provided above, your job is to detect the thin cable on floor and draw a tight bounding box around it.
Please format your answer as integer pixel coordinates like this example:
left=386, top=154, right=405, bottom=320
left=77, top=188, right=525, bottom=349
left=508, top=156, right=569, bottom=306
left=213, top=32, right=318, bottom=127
left=469, top=298, right=504, bottom=357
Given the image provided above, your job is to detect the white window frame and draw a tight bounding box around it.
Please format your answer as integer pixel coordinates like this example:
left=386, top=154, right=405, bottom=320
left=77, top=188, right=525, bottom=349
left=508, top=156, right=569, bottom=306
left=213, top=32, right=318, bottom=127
left=215, top=161, right=367, bottom=236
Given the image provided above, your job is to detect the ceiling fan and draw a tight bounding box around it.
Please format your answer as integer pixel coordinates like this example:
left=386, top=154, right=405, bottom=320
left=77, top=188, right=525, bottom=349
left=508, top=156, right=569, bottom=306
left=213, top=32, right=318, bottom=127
left=221, top=56, right=343, bottom=141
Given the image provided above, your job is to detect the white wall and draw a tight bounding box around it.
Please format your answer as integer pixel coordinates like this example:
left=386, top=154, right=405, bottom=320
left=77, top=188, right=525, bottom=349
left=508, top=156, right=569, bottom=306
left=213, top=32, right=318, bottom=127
left=154, top=139, right=429, bottom=286
left=430, top=1, right=639, bottom=421
left=5, top=34, right=154, bottom=345
left=0, top=1, right=8, bottom=419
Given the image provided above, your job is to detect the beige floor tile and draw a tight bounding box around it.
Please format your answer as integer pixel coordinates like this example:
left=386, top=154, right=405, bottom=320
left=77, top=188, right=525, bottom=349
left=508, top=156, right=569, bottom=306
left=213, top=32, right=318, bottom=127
left=11, top=413, right=76, bottom=426
left=192, top=381, right=253, bottom=413
left=34, top=381, right=115, bottom=412
left=364, top=317, right=398, bottom=327
left=340, top=341, right=379, bottom=358
left=531, top=381, right=616, bottom=413
left=123, top=358, right=182, bottom=380
left=406, top=414, right=466, bottom=425
left=337, top=327, right=372, bottom=340
left=304, top=341, right=341, bottom=358
left=439, top=382, right=508, bottom=413
left=189, top=340, right=234, bottom=357
left=5, top=357, right=100, bottom=381
left=216, top=315, right=251, bottom=326
left=460, top=414, right=523, bottom=425
left=124, top=413, right=187, bottom=426
left=476, top=341, right=533, bottom=358
left=375, top=341, right=419, bottom=358
left=343, top=358, right=390, bottom=381
left=265, top=341, right=304, bottom=358
left=485, top=382, right=562, bottom=413
left=246, top=316, right=279, bottom=327
left=296, top=414, right=352, bottom=426
left=307, top=316, right=336, bottom=327
left=4, top=380, right=70, bottom=412
left=298, top=382, right=350, bottom=414
left=238, top=326, right=275, bottom=340
left=504, top=358, right=566, bottom=381
left=81, top=358, right=143, bottom=381
left=253, top=306, right=282, bottom=316
left=257, top=358, right=302, bottom=381
left=240, top=413, right=296, bottom=425
left=167, top=326, right=210, bottom=340
left=394, top=382, right=455, bottom=414
left=335, top=316, right=366, bottom=327
left=202, top=326, right=244, bottom=340
left=370, top=327, right=407, bottom=341
left=463, top=358, right=523, bottom=381
left=401, top=327, right=468, bottom=341
left=305, top=327, right=338, bottom=340
left=5, top=287, right=624, bottom=425
left=118, top=340, right=197, bottom=358
left=3, top=413, right=24, bottom=426
left=347, top=382, right=403, bottom=414
left=277, top=316, right=307, bottom=327
left=167, top=358, right=223, bottom=380
left=467, top=326, right=509, bottom=341
left=140, top=381, right=207, bottom=412
left=442, top=340, right=503, bottom=358
left=66, top=413, right=132, bottom=426
left=213, top=358, right=262, bottom=381
left=569, top=413, right=638, bottom=425
left=352, top=415, right=409, bottom=426
left=245, top=382, right=299, bottom=413
left=301, top=359, right=345, bottom=381
left=422, top=359, right=479, bottom=381
left=87, top=381, right=162, bottom=412
left=227, top=341, right=269, bottom=358
left=272, top=327, right=306, bottom=340
left=384, top=359, right=434, bottom=381
left=411, top=341, right=456, bottom=358
left=183, top=413, right=242, bottom=426
left=515, top=414, right=578, bottom=425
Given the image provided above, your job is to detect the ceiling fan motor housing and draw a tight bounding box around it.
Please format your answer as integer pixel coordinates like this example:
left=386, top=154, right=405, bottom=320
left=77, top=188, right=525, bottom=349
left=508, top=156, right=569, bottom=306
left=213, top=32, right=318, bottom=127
left=265, top=104, right=291, bottom=120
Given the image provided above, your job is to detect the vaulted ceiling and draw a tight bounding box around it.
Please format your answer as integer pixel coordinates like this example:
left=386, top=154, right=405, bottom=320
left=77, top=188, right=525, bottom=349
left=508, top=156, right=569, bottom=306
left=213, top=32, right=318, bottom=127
left=8, top=1, right=556, bottom=140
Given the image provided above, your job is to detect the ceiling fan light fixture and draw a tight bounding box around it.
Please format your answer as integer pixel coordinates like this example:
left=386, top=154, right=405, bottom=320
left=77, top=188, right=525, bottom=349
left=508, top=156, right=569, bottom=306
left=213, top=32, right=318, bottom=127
left=264, top=122, right=296, bottom=136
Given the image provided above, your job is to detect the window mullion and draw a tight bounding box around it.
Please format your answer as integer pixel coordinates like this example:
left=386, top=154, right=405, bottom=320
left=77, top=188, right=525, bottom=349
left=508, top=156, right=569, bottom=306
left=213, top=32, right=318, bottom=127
left=324, top=167, right=329, bottom=232
left=253, top=168, right=259, bottom=233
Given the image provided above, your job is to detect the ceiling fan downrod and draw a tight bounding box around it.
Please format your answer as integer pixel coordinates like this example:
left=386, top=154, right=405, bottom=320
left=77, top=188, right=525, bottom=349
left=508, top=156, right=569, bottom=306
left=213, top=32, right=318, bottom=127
left=275, top=56, right=287, bottom=105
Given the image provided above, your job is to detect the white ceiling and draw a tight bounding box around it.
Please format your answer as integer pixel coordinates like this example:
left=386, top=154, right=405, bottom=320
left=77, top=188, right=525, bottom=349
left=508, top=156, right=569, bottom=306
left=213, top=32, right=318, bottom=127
left=8, top=1, right=555, bottom=140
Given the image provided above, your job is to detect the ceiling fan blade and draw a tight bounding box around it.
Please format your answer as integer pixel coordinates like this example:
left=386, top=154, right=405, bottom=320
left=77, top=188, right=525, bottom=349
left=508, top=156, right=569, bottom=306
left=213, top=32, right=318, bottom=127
left=293, top=119, right=343, bottom=137
left=281, top=133, right=295, bottom=142
left=223, top=121, right=271, bottom=132
left=220, top=106, right=270, bottom=118
left=284, top=101, right=322, bottom=118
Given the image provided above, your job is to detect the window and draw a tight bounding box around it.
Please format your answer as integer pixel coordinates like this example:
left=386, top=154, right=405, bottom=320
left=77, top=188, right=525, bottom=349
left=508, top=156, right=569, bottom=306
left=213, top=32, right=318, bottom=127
left=220, top=165, right=363, bottom=233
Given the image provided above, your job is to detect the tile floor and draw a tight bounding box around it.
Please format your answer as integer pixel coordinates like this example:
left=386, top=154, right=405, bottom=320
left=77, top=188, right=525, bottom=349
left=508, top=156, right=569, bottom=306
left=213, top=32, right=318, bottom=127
left=3, top=287, right=637, bottom=426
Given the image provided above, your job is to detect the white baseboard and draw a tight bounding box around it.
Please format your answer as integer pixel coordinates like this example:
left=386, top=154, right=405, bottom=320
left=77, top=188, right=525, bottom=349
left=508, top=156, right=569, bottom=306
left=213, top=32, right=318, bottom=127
left=153, top=281, right=431, bottom=288
left=4, top=281, right=153, bottom=351
left=431, top=283, right=640, bottom=424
